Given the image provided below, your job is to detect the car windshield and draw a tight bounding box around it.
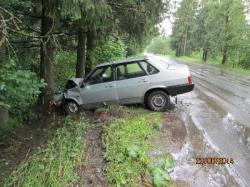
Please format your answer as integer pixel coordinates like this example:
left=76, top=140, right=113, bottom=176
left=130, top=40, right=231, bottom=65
left=85, top=66, right=113, bottom=84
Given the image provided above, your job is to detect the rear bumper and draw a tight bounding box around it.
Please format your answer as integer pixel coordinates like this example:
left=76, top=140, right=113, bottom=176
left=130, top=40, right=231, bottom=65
left=166, top=84, right=194, bottom=96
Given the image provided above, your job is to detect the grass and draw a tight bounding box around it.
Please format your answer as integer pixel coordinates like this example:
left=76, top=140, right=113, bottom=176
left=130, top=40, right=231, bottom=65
left=3, top=117, right=86, bottom=187
left=103, top=108, right=174, bottom=186
left=176, top=55, right=250, bottom=75
left=103, top=108, right=172, bottom=186
left=2, top=107, right=174, bottom=187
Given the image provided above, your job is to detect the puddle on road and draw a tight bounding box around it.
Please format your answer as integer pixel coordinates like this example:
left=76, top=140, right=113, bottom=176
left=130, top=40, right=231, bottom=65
left=170, top=110, right=239, bottom=187
left=171, top=109, right=238, bottom=187
left=174, top=88, right=250, bottom=187
left=222, top=113, right=250, bottom=150
left=148, top=109, right=240, bottom=187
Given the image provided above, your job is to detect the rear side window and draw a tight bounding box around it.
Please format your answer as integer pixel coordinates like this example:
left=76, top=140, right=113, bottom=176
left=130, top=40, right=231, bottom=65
left=139, top=61, right=159, bottom=75
left=116, top=62, right=146, bottom=80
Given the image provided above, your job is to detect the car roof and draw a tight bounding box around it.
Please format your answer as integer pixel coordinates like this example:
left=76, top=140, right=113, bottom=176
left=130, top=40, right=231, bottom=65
left=96, top=56, right=148, bottom=67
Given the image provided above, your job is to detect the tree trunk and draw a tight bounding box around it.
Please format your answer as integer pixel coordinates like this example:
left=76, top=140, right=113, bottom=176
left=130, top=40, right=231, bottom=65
left=179, top=33, right=187, bottom=57
left=180, top=37, right=184, bottom=56
left=76, top=27, right=87, bottom=78
left=176, top=41, right=182, bottom=57
left=0, top=107, right=8, bottom=130
left=221, top=47, right=227, bottom=65
left=222, top=14, right=229, bottom=65
left=202, top=49, right=208, bottom=62
left=0, top=15, right=6, bottom=63
left=0, top=39, right=5, bottom=64
left=175, top=49, right=179, bottom=57
left=38, top=0, right=55, bottom=109
left=183, top=30, right=187, bottom=56
left=86, top=31, right=96, bottom=74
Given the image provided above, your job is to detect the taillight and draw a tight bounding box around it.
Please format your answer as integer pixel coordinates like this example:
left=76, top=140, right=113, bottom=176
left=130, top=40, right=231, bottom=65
left=188, top=75, right=192, bottom=84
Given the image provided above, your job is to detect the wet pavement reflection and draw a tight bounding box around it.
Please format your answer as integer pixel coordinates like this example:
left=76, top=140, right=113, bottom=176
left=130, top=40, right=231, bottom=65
left=169, top=59, right=250, bottom=187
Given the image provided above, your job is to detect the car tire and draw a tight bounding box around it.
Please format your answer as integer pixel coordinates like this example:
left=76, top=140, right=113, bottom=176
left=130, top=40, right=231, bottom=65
left=147, top=90, right=170, bottom=112
left=65, top=100, right=79, bottom=115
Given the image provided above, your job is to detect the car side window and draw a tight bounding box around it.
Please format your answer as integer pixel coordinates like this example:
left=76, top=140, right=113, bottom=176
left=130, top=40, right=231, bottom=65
left=116, top=65, right=126, bottom=80
left=86, top=66, right=114, bottom=85
left=139, top=61, right=159, bottom=75
left=116, top=62, right=146, bottom=80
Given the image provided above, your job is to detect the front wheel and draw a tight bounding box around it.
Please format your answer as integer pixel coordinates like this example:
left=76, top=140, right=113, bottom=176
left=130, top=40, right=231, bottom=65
left=65, top=101, right=79, bottom=115
left=147, top=91, right=170, bottom=112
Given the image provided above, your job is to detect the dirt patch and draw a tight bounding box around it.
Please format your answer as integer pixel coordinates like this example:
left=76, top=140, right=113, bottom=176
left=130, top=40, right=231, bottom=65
left=77, top=107, right=124, bottom=186
left=146, top=110, right=189, bottom=186
left=78, top=123, right=107, bottom=186
left=161, top=111, right=187, bottom=149
left=87, top=106, right=124, bottom=124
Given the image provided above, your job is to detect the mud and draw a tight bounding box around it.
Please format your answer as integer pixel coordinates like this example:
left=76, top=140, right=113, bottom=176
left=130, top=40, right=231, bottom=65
left=161, top=111, right=187, bottom=149
left=78, top=107, right=124, bottom=187
left=78, top=123, right=107, bottom=187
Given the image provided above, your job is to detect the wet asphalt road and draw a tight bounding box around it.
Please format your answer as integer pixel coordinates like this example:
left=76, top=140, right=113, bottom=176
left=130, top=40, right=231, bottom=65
left=169, top=58, right=250, bottom=187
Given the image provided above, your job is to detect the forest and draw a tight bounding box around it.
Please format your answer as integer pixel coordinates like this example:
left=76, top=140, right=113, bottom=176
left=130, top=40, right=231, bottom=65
left=148, top=0, right=250, bottom=71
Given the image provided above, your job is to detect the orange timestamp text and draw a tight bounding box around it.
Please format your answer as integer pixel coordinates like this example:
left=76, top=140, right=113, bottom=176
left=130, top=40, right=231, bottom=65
left=196, top=157, right=234, bottom=165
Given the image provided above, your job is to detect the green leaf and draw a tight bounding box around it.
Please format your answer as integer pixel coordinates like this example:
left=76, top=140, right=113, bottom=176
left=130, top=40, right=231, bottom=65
left=126, top=144, right=140, bottom=158
left=152, top=167, right=170, bottom=187
left=165, top=157, right=174, bottom=169
left=0, top=101, right=11, bottom=110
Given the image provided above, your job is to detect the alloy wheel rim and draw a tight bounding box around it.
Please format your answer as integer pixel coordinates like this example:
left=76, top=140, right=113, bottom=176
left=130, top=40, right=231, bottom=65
left=68, top=102, right=78, bottom=113
left=151, top=94, right=166, bottom=109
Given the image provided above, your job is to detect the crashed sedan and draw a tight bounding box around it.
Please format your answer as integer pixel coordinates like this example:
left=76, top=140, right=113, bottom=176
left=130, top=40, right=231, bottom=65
left=54, top=56, right=194, bottom=114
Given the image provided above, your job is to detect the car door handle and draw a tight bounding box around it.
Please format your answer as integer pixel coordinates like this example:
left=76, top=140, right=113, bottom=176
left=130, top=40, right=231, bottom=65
left=139, top=79, right=149, bottom=83
left=105, top=84, right=115, bottom=88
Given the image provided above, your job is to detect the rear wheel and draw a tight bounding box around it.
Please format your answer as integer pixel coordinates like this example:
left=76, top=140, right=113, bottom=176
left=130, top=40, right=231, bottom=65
left=147, top=90, right=169, bottom=112
left=65, top=101, right=79, bottom=115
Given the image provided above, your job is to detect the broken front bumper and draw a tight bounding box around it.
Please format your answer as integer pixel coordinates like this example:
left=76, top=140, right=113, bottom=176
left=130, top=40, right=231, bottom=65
left=53, top=93, right=64, bottom=106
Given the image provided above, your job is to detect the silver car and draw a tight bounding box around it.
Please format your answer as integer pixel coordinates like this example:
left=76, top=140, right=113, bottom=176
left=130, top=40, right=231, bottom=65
left=54, top=55, right=194, bottom=114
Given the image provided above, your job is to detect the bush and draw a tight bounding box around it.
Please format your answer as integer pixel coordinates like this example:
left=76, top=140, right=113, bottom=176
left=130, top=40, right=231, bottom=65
left=0, top=60, right=45, bottom=119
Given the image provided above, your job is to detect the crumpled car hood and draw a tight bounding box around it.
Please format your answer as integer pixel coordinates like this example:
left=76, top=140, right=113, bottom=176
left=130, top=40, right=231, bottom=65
left=69, top=78, right=84, bottom=86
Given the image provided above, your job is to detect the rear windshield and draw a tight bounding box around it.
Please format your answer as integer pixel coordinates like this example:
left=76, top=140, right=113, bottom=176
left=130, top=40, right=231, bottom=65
left=148, top=57, right=170, bottom=69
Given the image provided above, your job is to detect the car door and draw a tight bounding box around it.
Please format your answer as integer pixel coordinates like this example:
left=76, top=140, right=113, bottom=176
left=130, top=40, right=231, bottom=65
left=115, top=61, right=150, bottom=104
left=80, top=65, right=117, bottom=108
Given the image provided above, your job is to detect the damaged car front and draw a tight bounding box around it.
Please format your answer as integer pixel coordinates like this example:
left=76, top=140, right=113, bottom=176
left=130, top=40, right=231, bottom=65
left=54, top=78, right=84, bottom=109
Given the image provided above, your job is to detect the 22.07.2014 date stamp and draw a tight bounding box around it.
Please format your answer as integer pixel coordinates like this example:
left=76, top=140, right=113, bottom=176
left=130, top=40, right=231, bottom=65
left=196, top=157, right=234, bottom=165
